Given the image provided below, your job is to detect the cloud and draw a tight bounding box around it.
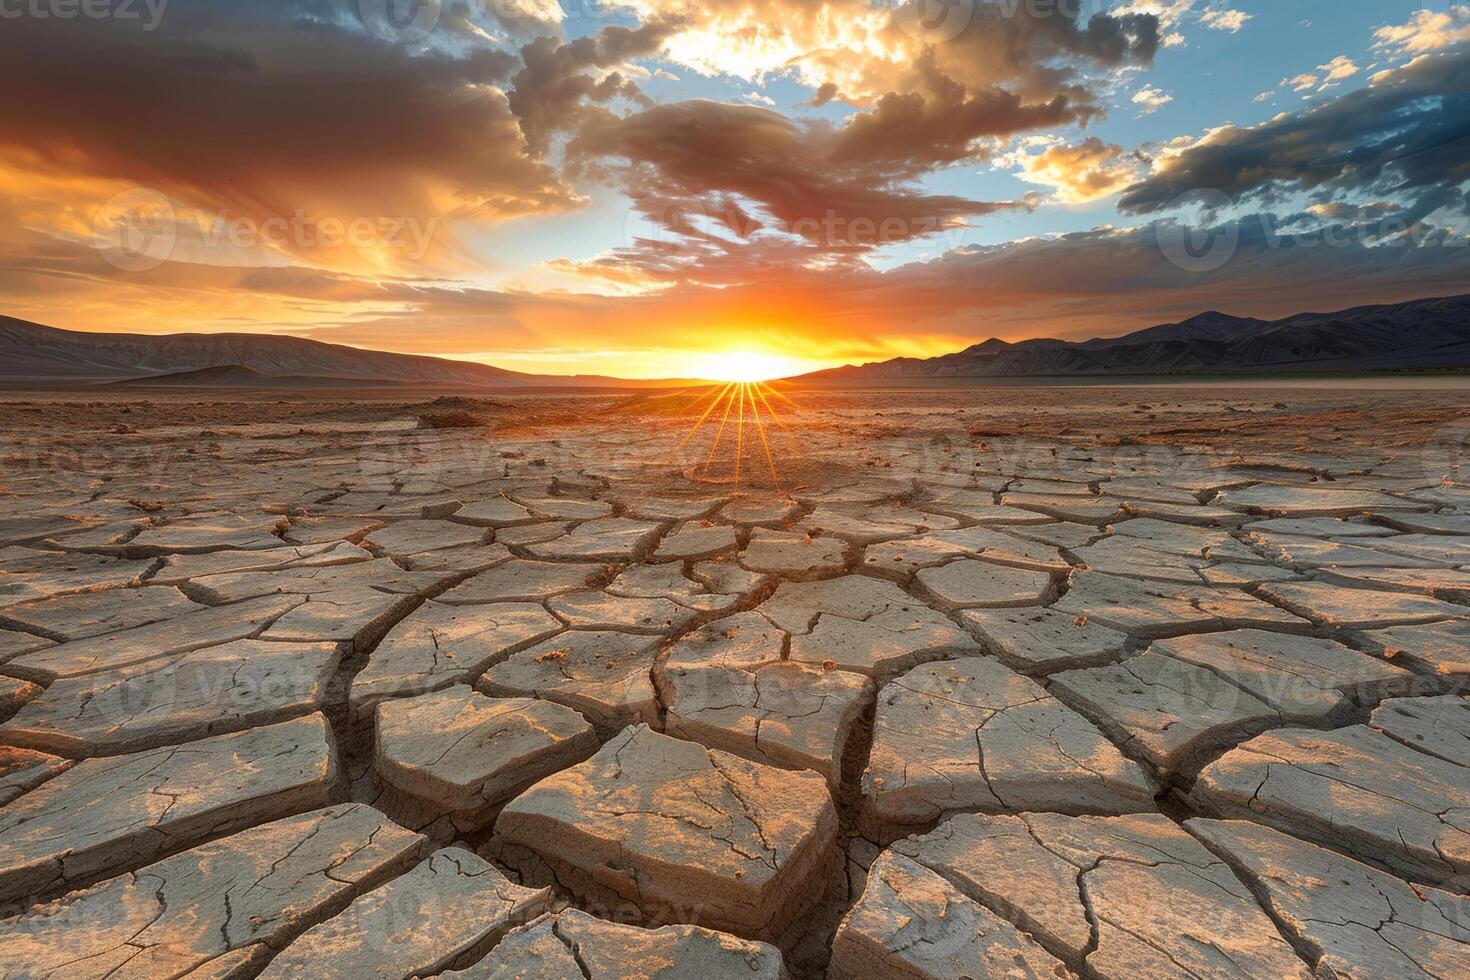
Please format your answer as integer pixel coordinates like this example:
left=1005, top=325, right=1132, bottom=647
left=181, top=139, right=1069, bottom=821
left=853, top=210, right=1470, bottom=342
left=567, top=99, right=1040, bottom=259
left=823, top=54, right=1088, bottom=169
left=1317, top=55, right=1361, bottom=89
left=551, top=2, right=1159, bottom=274
left=0, top=0, right=1167, bottom=283
left=0, top=0, right=1159, bottom=285
left=1373, top=6, right=1470, bottom=57
left=1005, top=138, right=1146, bottom=204
left=0, top=6, right=576, bottom=275
left=604, top=0, right=1157, bottom=97
left=1119, top=46, right=1470, bottom=214
left=508, top=20, right=677, bottom=156
left=493, top=0, right=568, bottom=33
left=1282, top=72, right=1320, bottom=93
left=1199, top=8, right=1251, bottom=33
left=1133, top=85, right=1174, bottom=115
left=809, top=83, right=841, bottom=108
left=597, top=0, right=1159, bottom=170
left=1115, top=2, right=1250, bottom=46
left=1279, top=57, right=1357, bottom=96
left=1113, top=1, right=1193, bottom=48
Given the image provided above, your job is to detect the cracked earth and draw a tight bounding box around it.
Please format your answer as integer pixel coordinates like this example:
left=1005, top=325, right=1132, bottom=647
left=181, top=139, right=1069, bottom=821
left=0, top=385, right=1468, bottom=978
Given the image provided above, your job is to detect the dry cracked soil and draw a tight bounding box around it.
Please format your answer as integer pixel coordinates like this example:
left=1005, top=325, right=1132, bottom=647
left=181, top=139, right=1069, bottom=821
left=0, top=383, right=1468, bottom=978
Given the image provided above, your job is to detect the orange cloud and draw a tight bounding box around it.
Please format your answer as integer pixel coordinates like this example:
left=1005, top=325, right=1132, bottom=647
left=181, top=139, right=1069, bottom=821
left=1005, top=138, right=1145, bottom=204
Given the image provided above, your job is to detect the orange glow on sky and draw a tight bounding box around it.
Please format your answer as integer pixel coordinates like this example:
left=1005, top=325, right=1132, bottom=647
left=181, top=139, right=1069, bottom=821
left=681, top=350, right=822, bottom=382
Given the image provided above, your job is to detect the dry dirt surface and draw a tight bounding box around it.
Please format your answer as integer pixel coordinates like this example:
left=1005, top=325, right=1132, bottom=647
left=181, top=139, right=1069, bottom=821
left=0, top=382, right=1468, bottom=978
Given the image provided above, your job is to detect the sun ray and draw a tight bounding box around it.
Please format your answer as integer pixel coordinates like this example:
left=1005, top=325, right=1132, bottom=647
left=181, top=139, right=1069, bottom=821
left=753, top=382, right=802, bottom=456
left=667, top=382, right=733, bottom=464
left=687, top=380, right=734, bottom=416
left=734, top=383, right=747, bottom=492
left=748, top=383, right=783, bottom=494
left=753, top=382, right=795, bottom=436
left=701, top=384, right=737, bottom=477
left=669, top=377, right=799, bottom=490
left=760, top=382, right=800, bottom=410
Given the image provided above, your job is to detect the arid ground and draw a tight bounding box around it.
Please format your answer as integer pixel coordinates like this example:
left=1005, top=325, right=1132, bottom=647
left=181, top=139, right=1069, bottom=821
left=1, top=383, right=1469, bottom=978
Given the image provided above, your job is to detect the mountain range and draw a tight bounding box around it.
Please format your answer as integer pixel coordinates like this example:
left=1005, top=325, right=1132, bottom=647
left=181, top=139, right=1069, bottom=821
left=800, top=294, right=1470, bottom=383
left=0, top=317, right=681, bottom=388
left=3, top=293, right=1469, bottom=388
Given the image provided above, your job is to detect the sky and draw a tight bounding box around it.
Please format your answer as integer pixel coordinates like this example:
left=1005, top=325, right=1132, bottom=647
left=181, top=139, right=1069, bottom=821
left=2, top=0, right=1469, bottom=378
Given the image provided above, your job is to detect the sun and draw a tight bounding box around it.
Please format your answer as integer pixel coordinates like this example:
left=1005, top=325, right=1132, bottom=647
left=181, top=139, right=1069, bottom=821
left=684, top=350, right=810, bottom=383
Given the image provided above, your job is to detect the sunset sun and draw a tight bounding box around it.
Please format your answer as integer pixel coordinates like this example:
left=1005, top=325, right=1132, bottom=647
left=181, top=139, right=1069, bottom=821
left=685, top=351, right=812, bottom=383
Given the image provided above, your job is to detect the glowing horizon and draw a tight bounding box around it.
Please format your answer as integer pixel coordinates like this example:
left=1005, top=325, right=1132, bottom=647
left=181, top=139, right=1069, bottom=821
left=671, top=351, right=826, bottom=384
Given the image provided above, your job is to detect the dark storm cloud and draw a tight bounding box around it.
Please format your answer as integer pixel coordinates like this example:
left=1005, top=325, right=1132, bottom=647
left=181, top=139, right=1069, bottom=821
left=1120, top=45, right=1470, bottom=214
left=908, top=3, right=1159, bottom=107
left=903, top=213, right=1470, bottom=318
left=588, top=1, right=1161, bottom=175
left=827, top=53, right=1083, bottom=169
left=569, top=100, right=1037, bottom=250
left=508, top=19, right=680, bottom=156
left=0, top=3, right=568, bottom=235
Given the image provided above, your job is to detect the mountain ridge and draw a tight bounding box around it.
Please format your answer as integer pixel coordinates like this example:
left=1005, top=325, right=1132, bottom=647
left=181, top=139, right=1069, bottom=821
left=800, top=294, right=1470, bottom=382
left=5, top=293, right=1469, bottom=388
left=0, top=317, right=688, bottom=388
left=107, top=365, right=392, bottom=388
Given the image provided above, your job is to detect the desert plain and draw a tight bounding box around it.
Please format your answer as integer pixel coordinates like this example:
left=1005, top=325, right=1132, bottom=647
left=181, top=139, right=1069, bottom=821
left=0, top=382, right=1468, bottom=978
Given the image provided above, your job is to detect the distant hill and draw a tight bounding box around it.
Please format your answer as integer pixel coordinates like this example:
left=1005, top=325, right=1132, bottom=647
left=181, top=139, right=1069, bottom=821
left=0, top=317, right=685, bottom=388
left=800, top=294, right=1470, bottom=383
left=109, top=365, right=387, bottom=388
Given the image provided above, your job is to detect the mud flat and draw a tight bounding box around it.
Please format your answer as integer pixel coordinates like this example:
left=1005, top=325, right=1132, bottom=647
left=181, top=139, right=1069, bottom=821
left=0, top=383, right=1467, bottom=976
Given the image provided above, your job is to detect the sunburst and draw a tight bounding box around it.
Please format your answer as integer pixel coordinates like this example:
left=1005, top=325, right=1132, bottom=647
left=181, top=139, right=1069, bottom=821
left=667, top=381, right=796, bottom=493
